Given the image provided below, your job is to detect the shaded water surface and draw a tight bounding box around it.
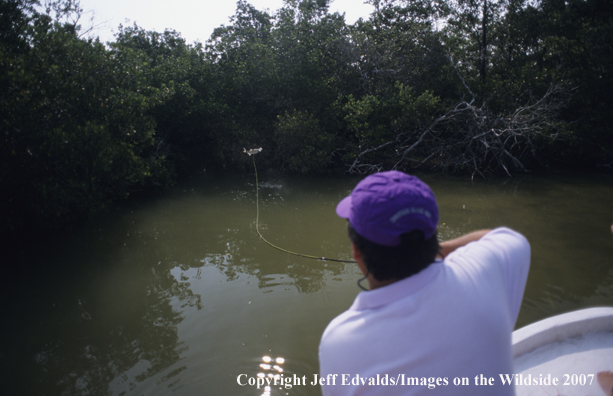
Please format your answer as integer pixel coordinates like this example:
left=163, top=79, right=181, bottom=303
left=2, top=171, right=612, bottom=396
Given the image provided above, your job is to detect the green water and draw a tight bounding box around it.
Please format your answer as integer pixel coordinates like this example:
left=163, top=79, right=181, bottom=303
left=2, top=171, right=612, bottom=396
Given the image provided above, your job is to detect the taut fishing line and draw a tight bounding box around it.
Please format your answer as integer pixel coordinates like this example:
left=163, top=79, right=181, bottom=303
left=247, top=150, right=354, bottom=263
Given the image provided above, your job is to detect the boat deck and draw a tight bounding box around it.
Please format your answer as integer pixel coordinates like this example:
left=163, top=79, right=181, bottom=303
left=512, top=307, right=613, bottom=396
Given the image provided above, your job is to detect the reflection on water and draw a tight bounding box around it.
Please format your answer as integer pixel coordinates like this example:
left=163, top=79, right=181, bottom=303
left=1, top=171, right=612, bottom=395
left=255, top=355, right=287, bottom=396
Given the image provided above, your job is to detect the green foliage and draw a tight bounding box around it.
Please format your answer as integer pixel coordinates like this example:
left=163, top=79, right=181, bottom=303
left=273, top=110, right=333, bottom=173
left=339, top=83, right=442, bottom=166
left=354, top=1, right=454, bottom=98
left=536, top=0, right=613, bottom=165
left=480, top=0, right=613, bottom=166
left=111, top=25, right=229, bottom=173
left=1, top=6, right=172, bottom=230
left=204, top=0, right=357, bottom=170
left=0, top=0, right=35, bottom=54
left=1, top=0, right=612, bottom=231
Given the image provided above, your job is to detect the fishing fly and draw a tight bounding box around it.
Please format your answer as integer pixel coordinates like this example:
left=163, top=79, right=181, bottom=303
left=243, top=147, right=262, bottom=156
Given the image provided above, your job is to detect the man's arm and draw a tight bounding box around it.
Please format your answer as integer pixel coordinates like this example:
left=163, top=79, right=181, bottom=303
left=437, top=229, right=491, bottom=259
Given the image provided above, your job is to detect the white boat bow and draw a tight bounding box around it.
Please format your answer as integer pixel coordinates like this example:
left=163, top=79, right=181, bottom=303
left=512, top=307, right=613, bottom=396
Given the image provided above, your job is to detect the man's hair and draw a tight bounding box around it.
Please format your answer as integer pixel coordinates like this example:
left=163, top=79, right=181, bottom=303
left=348, top=222, right=440, bottom=282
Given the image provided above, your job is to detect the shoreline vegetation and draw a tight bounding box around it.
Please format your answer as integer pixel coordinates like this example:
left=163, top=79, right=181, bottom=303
left=1, top=0, right=612, bottom=233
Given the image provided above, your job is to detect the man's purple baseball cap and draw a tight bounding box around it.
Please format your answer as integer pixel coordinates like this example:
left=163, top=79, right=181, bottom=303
left=336, top=171, right=439, bottom=246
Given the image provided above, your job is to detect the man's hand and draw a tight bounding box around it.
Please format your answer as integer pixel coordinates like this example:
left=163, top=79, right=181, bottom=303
left=437, top=229, right=491, bottom=259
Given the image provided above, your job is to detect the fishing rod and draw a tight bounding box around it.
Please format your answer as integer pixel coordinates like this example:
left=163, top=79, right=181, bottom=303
left=246, top=148, right=355, bottom=263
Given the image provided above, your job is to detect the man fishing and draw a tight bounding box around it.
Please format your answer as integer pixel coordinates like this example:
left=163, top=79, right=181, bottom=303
left=319, top=170, right=531, bottom=395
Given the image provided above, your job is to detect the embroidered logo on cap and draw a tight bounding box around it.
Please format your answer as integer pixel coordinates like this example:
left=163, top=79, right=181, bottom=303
left=390, top=207, right=432, bottom=223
